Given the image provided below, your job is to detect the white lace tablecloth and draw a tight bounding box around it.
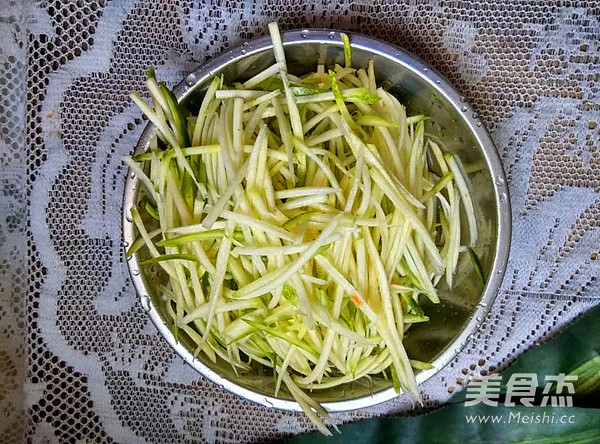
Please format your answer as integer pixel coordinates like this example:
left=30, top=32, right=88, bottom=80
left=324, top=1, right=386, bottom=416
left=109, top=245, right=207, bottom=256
left=1, top=1, right=599, bottom=442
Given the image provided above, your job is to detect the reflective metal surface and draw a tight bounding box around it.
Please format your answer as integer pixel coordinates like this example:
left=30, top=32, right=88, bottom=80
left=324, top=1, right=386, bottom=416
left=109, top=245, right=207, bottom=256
left=122, top=29, right=511, bottom=412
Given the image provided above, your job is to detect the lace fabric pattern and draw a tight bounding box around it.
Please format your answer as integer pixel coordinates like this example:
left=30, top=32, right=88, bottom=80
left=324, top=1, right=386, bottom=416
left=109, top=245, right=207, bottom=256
left=0, top=0, right=598, bottom=442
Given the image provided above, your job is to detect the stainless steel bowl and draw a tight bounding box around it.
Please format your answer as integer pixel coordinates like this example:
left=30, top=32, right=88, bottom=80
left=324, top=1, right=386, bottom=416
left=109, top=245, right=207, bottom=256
left=123, top=29, right=511, bottom=412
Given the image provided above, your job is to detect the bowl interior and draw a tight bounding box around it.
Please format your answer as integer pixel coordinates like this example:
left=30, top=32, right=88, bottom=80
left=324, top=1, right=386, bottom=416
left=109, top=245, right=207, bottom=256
left=128, top=31, right=504, bottom=409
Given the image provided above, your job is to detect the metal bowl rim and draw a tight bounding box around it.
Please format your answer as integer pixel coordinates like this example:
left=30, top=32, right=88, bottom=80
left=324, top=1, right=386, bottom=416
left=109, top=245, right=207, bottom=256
left=122, top=28, right=512, bottom=413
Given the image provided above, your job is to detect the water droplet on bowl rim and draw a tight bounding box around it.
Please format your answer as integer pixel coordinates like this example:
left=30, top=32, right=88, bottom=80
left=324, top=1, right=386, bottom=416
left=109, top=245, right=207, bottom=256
left=141, top=295, right=152, bottom=312
left=328, top=31, right=335, bottom=39
left=132, top=269, right=140, bottom=276
left=185, top=74, right=197, bottom=86
left=130, top=171, right=136, bottom=179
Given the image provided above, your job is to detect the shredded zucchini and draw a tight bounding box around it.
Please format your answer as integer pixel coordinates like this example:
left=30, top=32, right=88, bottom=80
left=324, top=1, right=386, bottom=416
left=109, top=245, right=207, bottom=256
left=124, top=23, right=479, bottom=435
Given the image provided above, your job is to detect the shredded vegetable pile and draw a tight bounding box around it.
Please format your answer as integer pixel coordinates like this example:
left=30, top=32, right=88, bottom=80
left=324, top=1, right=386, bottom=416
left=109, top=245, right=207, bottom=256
left=124, top=23, right=481, bottom=435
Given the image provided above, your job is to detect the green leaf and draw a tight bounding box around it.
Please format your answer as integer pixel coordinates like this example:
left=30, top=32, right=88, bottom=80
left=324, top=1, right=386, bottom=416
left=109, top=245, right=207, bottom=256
left=568, top=357, right=600, bottom=395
